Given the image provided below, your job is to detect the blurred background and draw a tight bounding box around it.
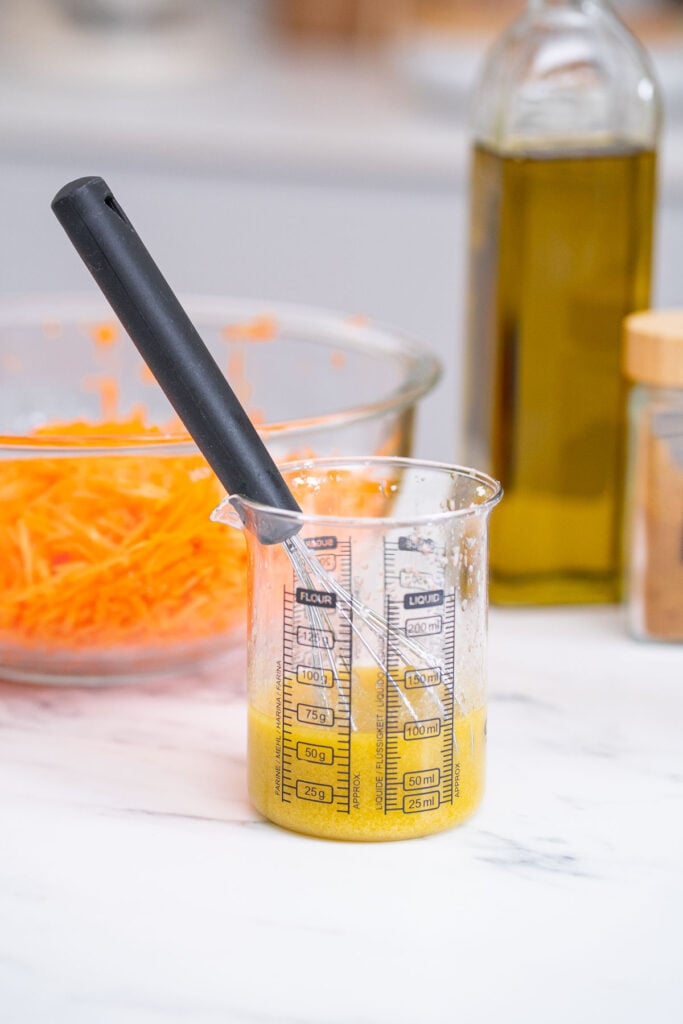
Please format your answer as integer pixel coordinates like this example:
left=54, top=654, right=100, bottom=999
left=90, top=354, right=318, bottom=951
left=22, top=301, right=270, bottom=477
left=0, top=0, right=681, bottom=460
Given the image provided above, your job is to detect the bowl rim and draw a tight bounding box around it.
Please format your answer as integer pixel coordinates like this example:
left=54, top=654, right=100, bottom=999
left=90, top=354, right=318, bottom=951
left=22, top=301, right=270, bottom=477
left=0, top=293, right=442, bottom=454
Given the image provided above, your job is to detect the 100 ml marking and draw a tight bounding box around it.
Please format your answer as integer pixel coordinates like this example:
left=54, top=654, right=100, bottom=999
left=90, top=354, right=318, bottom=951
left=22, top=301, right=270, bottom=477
left=404, top=718, right=441, bottom=741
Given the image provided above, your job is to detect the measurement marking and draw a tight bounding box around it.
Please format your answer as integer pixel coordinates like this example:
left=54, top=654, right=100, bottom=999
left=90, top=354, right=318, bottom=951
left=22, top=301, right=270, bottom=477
left=296, top=742, right=334, bottom=765
left=403, top=768, right=441, bottom=790
left=382, top=538, right=460, bottom=813
left=296, top=703, right=334, bottom=727
left=399, top=568, right=434, bottom=590
left=281, top=539, right=354, bottom=814
left=403, top=790, right=440, bottom=813
left=404, top=718, right=441, bottom=741
left=398, top=535, right=435, bottom=554
left=295, top=780, right=334, bottom=804
left=405, top=667, right=441, bottom=689
left=296, top=625, right=335, bottom=649
left=405, top=615, right=443, bottom=637
left=296, top=666, right=334, bottom=688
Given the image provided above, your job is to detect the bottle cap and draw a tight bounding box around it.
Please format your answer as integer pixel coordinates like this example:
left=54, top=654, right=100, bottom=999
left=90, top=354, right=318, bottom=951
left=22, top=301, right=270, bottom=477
left=623, top=310, right=683, bottom=388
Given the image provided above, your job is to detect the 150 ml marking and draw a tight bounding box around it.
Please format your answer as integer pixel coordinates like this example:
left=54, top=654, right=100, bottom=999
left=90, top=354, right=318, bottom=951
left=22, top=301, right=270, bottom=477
left=404, top=667, right=441, bottom=689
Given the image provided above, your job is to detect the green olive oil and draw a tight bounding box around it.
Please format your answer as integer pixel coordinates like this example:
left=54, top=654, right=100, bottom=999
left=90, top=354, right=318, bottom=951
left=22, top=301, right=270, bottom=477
left=465, top=142, right=657, bottom=603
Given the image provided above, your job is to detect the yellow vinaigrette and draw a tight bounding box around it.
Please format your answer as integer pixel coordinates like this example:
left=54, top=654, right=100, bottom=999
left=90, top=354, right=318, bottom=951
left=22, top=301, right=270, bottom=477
left=248, top=668, right=486, bottom=841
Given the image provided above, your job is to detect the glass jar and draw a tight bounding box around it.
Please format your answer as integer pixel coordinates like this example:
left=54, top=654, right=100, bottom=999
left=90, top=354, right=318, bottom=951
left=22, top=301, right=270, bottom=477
left=623, top=310, right=683, bottom=643
left=463, top=0, right=661, bottom=605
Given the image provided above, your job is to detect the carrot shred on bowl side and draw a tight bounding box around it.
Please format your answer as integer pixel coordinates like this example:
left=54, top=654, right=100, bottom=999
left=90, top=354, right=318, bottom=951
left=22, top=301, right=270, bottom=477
left=0, top=417, right=246, bottom=653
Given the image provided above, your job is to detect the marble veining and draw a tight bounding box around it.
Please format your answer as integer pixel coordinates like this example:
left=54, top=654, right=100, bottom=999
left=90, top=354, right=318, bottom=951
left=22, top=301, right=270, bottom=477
left=1, top=607, right=682, bottom=1024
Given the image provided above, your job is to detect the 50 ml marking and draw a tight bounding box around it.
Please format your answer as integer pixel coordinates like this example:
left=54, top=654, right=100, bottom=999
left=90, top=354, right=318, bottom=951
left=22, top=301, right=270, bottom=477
left=404, top=768, right=440, bottom=789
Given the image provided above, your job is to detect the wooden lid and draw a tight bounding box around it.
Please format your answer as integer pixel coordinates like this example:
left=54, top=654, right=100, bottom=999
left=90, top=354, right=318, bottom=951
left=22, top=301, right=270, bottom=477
left=623, top=310, right=683, bottom=387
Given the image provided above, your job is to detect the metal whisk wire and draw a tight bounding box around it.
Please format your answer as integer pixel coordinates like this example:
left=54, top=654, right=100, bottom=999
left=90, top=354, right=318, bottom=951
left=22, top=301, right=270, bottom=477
left=284, top=534, right=463, bottom=723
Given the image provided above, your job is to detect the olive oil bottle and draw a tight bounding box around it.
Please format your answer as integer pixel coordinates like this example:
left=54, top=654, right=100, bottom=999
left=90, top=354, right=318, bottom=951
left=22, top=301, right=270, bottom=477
left=463, top=0, right=661, bottom=604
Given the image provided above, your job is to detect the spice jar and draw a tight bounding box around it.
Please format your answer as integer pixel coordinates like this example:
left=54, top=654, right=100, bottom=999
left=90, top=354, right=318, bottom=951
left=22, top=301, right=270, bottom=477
left=623, top=310, right=683, bottom=642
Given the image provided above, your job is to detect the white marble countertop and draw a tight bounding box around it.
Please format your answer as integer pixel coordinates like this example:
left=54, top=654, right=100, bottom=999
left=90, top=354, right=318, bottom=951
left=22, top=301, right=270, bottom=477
left=1, top=607, right=682, bottom=1024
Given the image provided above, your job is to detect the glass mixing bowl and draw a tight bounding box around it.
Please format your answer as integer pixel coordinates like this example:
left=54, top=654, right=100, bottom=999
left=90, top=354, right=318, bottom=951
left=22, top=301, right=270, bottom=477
left=0, top=295, right=440, bottom=684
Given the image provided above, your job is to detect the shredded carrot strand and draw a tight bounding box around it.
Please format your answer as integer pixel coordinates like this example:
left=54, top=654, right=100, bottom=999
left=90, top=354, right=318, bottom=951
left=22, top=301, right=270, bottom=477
left=0, top=417, right=246, bottom=652
left=2, top=405, right=396, bottom=657
left=91, top=322, right=118, bottom=348
left=222, top=316, right=277, bottom=342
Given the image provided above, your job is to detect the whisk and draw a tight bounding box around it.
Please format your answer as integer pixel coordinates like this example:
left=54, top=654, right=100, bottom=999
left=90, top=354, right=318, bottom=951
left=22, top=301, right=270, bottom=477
left=51, top=177, right=448, bottom=712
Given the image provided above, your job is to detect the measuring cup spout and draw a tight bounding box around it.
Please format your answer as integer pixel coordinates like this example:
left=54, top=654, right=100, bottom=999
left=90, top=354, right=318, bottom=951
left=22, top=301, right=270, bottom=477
left=210, top=495, right=243, bottom=531
left=211, top=494, right=301, bottom=546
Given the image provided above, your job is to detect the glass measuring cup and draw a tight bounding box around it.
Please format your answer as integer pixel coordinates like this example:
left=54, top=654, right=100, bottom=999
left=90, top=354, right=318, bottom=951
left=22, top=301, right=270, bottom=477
left=212, top=457, right=502, bottom=841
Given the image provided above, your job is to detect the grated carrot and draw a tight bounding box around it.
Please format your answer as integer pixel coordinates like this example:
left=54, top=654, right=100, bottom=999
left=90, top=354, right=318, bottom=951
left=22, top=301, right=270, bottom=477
left=222, top=316, right=277, bottom=342
left=91, top=322, right=118, bottom=348
left=0, top=417, right=247, bottom=653
left=1, top=404, right=400, bottom=660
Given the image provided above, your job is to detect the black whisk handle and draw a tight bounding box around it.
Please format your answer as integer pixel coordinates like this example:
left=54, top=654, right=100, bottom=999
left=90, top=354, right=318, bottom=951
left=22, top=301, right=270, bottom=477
left=51, top=176, right=301, bottom=541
